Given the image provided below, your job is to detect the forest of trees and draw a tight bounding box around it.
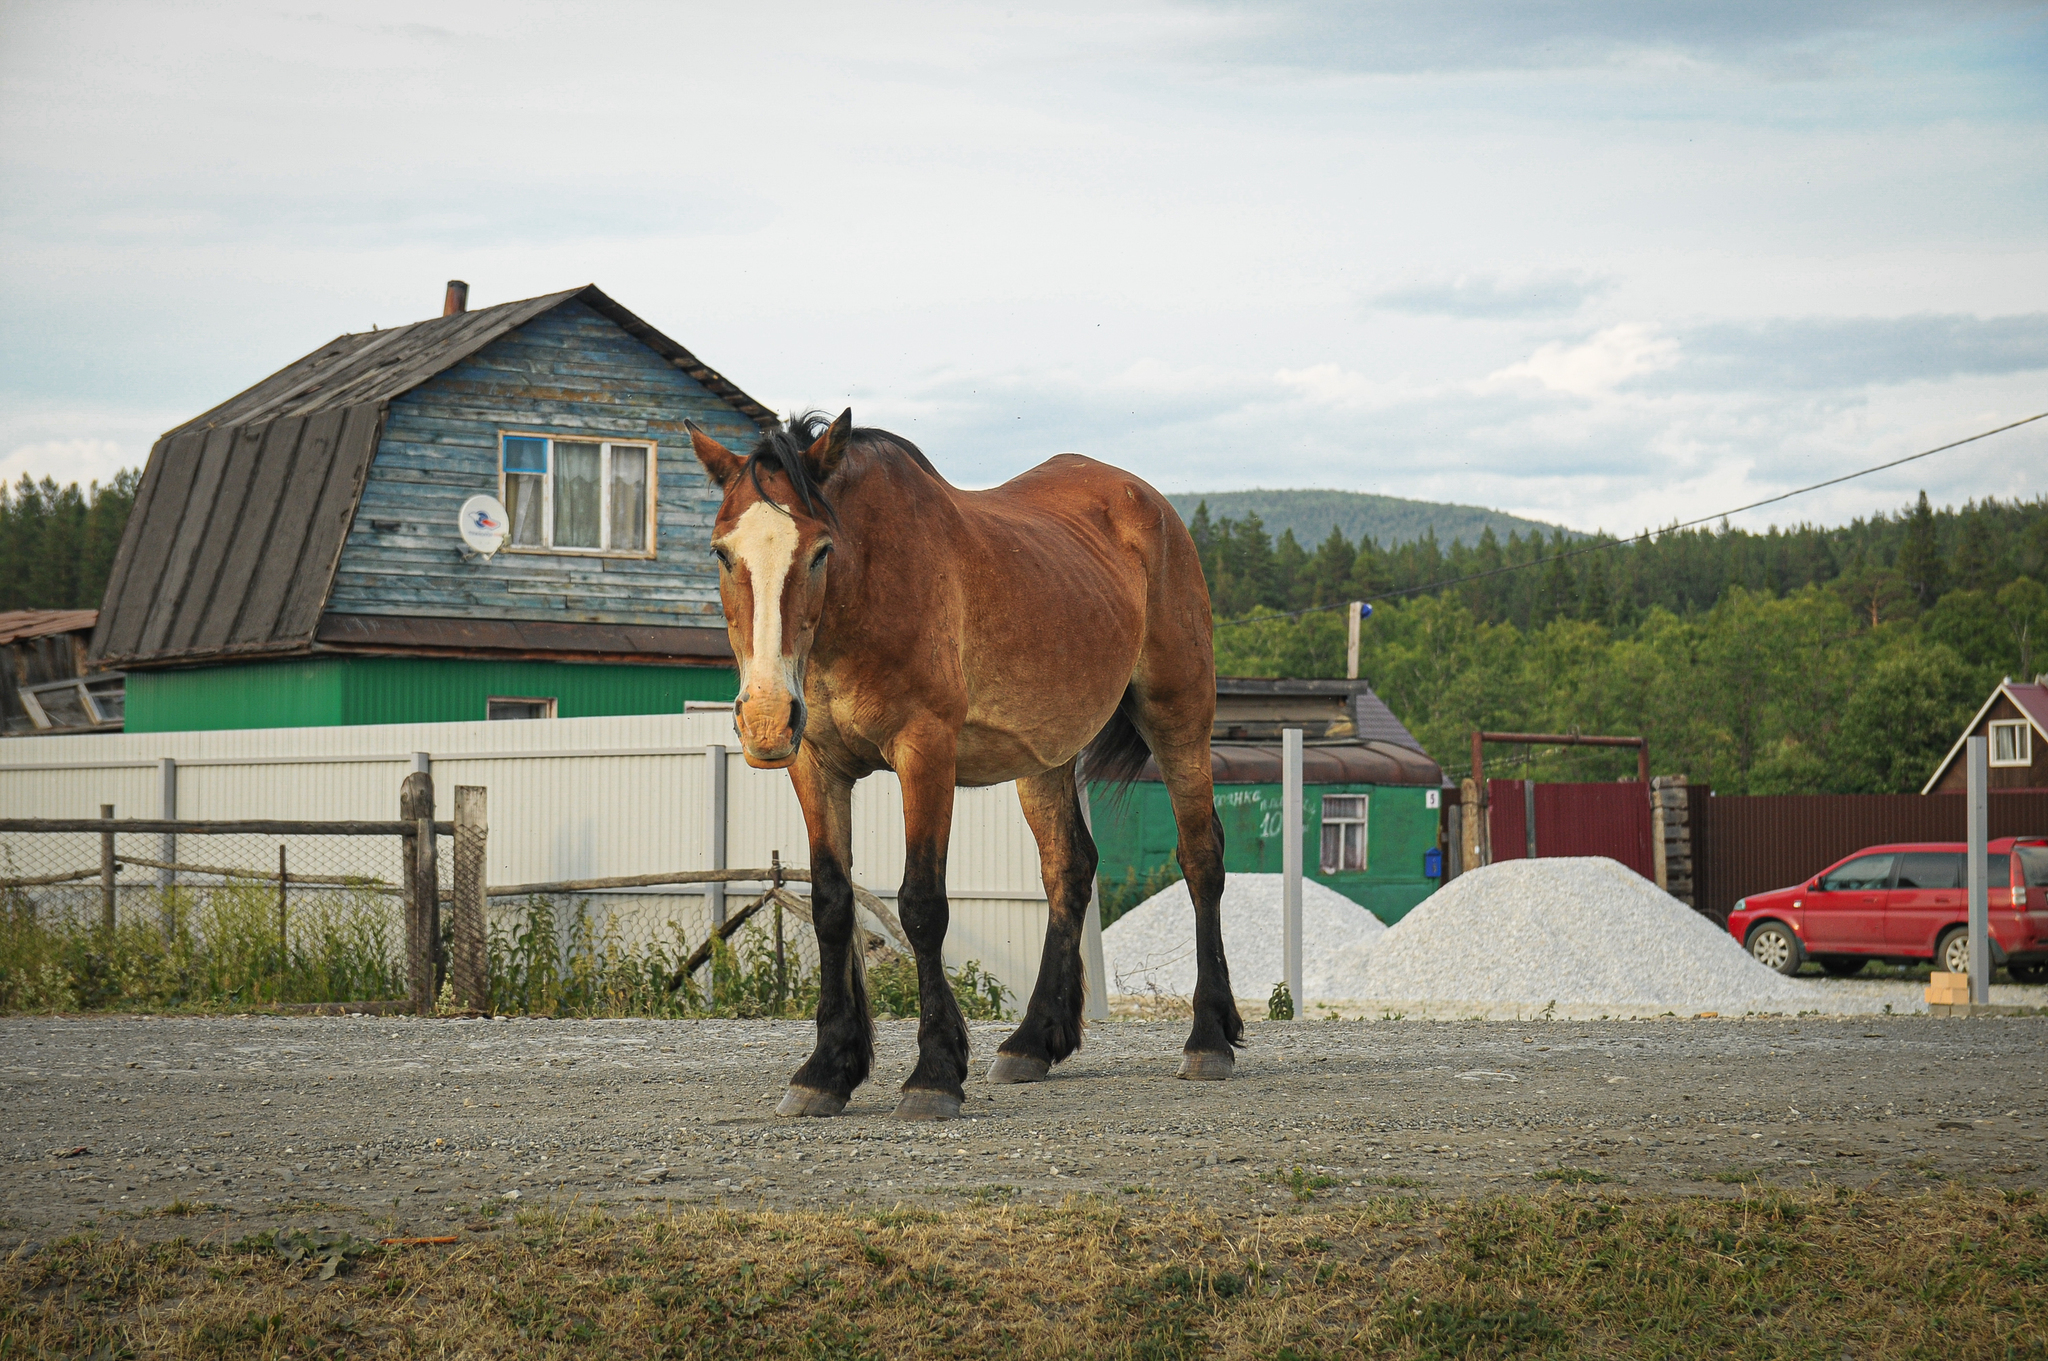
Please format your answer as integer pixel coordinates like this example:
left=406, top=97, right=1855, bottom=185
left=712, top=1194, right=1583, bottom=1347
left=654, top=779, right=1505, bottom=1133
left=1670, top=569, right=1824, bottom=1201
left=5, top=462, right=2043, bottom=797
left=1197, top=492, right=2048, bottom=795
left=0, top=470, right=138, bottom=613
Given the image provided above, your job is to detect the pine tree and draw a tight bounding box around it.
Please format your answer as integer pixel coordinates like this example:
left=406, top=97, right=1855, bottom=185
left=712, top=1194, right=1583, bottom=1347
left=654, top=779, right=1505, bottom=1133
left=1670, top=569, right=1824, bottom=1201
left=1899, top=489, right=1946, bottom=606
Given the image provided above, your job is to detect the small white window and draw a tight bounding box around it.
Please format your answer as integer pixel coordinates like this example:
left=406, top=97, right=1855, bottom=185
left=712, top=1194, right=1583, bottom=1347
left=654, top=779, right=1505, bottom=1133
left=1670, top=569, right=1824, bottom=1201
left=487, top=696, right=557, bottom=720
left=1319, top=793, right=1368, bottom=874
left=1990, top=719, right=2032, bottom=767
left=500, top=433, right=655, bottom=554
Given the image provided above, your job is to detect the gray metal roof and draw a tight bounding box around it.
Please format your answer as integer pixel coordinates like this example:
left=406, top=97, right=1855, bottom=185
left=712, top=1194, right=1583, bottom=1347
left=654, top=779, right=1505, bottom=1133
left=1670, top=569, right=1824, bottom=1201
left=165, top=286, right=774, bottom=434
left=1133, top=739, right=1444, bottom=788
left=89, top=286, right=774, bottom=671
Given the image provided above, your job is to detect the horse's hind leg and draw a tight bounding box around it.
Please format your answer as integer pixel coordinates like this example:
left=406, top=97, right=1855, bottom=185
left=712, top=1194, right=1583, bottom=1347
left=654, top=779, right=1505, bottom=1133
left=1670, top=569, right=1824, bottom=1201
left=989, top=759, right=1095, bottom=1083
left=1146, top=732, right=1242, bottom=1078
left=779, top=757, right=871, bottom=1117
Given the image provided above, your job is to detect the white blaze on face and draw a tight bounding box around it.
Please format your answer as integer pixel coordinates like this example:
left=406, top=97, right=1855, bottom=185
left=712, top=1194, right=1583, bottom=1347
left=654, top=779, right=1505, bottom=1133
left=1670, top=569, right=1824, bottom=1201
left=725, top=501, right=802, bottom=697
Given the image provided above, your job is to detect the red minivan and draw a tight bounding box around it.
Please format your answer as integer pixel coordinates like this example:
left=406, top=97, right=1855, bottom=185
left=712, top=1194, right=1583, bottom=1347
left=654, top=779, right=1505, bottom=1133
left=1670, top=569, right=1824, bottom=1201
left=1726, top=838, right=2048, bottom=981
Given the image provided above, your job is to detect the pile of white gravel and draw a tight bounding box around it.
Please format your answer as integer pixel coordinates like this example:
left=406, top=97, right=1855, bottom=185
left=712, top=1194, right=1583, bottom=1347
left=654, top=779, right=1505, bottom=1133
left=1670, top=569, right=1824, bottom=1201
left=1102, top=873, right=1386, bottom=1002
left=1357, top=857, right=1820, bottom=1013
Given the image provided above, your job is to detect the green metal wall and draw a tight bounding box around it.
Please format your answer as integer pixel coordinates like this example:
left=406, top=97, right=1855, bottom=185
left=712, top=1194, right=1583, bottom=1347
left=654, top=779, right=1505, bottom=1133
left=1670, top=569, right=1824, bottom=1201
left=1090, top=779, right=1442, bottom=925
left=125, top=657, right=739, bottom=732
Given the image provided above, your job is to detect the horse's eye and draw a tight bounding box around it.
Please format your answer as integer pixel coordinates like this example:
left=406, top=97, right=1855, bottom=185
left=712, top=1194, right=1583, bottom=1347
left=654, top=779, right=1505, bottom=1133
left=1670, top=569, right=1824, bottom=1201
left=810, top=544, right=833, bottom=570
left=712, top=547, right=733, bottom=570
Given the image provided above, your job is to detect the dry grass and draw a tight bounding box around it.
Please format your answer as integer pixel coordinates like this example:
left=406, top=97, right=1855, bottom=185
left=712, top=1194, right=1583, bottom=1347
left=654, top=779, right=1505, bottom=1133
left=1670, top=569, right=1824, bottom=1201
left=4, top=1186, right=2044, bottom=1358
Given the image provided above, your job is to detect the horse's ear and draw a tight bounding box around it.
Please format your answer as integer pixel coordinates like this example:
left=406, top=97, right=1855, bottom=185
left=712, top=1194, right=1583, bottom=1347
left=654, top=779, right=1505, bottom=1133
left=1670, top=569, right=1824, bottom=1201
left=686, top=420, right=743, bottom=489
left=804, top=408, right=853, bottom=483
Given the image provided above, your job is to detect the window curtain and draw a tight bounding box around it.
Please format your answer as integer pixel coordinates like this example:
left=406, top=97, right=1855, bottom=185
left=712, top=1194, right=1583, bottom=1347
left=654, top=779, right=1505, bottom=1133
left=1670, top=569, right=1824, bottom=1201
left=553, top=442, right=602, bottom=548
left=608, top=446, right=648, bottom=551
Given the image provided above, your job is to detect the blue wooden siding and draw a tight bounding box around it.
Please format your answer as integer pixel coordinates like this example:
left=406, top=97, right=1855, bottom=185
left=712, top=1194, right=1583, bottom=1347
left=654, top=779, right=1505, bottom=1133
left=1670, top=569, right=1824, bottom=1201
left=326, top=300, right=760, bottom=627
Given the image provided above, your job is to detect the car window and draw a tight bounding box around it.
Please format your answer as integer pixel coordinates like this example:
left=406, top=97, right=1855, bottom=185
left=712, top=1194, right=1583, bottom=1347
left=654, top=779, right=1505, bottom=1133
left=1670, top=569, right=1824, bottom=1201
left=2018, top=846, right=2048, bottom=889
left=1895, top=852, right=1962, bottom=889
left=1987, top=853, right=2011, bottom=890
left=1819, top=854, right=1895, bottom=892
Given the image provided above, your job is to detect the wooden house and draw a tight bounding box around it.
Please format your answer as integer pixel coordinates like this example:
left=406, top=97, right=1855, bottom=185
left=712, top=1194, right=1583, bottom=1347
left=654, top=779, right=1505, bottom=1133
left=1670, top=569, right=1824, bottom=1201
left=88, top=284, right=774, bottom=731
left=1922, top=676, right=2048, bottom=793
left=1, top=610, right=122, bottom=736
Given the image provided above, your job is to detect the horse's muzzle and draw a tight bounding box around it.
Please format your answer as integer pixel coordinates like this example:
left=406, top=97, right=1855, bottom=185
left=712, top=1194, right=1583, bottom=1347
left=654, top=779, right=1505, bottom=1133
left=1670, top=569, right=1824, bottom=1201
left=735, top=691, right=805, bottom=768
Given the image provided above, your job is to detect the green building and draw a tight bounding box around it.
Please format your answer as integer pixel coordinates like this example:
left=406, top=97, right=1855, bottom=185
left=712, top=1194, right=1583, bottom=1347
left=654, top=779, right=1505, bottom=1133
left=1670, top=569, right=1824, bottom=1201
left=89, top=283, right=762, bottom=730
left=1092, top=679, right=1449, bottom=924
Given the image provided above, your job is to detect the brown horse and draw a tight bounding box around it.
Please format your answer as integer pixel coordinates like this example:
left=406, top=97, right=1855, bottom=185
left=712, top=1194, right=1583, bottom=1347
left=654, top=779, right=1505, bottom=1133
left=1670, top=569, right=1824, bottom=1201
left=686, top=410, right=1240, bottom=1120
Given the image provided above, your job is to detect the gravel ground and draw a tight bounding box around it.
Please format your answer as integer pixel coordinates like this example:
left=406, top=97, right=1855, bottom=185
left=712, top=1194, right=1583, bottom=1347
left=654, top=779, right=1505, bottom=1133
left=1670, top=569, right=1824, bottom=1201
left=5, top=1012, right=2045, bottom=1248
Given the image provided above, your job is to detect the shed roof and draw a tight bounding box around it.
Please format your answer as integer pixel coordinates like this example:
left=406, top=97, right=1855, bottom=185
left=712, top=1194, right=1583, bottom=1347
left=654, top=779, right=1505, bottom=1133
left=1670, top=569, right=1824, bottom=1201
left=88, top=286, right=773, bottom=672
left=0, top=609, right=98, bottom=646
left=1134, top=739, right=1444, bottom=788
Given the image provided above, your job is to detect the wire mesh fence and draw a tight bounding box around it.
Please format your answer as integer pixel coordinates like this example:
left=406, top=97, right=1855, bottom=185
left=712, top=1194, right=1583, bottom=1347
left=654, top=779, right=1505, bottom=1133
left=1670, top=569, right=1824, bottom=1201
left=0, top=819, right=856, bottom=1018
left=0, top=792, right=1006, bottom=1020
left=0, top=821, right=434, bottom=1012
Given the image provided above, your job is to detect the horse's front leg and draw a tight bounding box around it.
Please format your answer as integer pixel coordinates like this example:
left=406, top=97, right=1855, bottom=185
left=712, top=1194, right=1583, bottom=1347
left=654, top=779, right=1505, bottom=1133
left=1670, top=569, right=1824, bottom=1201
left=778, top=756, right=871, bottom=1117
left=891, top=728, right=969, bottom=1121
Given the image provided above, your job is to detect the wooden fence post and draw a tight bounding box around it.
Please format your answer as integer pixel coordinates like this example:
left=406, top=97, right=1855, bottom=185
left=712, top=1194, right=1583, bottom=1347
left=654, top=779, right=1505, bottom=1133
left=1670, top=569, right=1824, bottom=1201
left=99, top=804, right=116, bottom=930
left=402, top=771, right=438, bottom=1014
left=451, top=786, right=489, bottom=1013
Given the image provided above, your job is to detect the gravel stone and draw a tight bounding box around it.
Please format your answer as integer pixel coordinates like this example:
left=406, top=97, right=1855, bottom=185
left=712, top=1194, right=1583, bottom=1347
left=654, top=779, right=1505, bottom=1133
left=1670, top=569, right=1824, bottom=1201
left=1359, top=857, right=1820, bottom=1013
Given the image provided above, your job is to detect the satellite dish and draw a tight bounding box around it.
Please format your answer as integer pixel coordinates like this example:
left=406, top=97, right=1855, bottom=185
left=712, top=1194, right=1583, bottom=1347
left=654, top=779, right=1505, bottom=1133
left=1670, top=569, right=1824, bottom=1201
left=458, top=494, right=509, bottom=561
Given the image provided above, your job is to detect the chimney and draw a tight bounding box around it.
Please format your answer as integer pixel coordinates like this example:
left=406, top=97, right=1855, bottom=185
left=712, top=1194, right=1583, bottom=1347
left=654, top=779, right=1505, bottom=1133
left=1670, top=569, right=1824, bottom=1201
left=443, top=280, right=469, bottom=316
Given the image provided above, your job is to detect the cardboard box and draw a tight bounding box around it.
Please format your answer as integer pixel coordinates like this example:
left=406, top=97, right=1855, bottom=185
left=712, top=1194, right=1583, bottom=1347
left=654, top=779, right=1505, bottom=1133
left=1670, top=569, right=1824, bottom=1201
left=1926, top=971, right=1973, bottom=1005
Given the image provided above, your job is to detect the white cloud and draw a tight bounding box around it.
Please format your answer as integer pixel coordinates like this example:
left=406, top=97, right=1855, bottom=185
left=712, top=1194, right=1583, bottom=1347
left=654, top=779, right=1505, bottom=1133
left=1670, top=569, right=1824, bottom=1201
left=1489, top=325, right=1683, bottom=398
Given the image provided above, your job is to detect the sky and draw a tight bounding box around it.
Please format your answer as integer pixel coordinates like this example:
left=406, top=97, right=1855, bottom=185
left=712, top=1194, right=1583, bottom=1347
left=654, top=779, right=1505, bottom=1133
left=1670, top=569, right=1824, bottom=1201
left=2, top=0, right=2045, bottom=539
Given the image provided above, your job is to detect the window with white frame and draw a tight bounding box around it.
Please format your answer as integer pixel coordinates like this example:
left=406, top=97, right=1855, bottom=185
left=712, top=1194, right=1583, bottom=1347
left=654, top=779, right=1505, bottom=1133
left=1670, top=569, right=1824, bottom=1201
left=1990, top=719, right=2032, bottom=767
left=1319, top=793, right=1368, bottom=874
left=487, top=696, right=557, bottom=721
left=500, top=434, right=655, bottom=554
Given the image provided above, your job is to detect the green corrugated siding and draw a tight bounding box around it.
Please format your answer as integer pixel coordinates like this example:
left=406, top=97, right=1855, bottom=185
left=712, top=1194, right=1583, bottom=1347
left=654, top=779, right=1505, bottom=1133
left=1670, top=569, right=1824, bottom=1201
left=125, top=657, right=738, bottom=732
left=1090, top=779, right=1442, bottom=925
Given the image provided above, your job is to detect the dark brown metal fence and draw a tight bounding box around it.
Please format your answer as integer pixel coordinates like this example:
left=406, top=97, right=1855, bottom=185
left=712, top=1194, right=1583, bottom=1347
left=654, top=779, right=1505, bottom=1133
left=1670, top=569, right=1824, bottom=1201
left=1486, top=779, right=1657, bottom=881
left=1691, top=791, right=2048, bottom=922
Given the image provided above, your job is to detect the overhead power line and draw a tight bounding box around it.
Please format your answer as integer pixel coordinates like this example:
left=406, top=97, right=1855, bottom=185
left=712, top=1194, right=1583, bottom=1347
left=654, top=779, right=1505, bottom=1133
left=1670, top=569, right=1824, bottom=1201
left=1211, top=409, right=2048, bottom=630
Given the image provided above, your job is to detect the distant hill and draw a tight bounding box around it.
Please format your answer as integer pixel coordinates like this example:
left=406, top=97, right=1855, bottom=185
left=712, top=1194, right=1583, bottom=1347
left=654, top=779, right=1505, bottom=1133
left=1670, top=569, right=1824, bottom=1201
left=1162, top=489, right=1579, bottom=550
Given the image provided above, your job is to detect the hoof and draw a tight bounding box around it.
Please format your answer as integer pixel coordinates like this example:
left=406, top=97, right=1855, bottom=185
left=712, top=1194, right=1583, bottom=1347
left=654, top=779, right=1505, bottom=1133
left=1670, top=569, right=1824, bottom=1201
left=987, top=1053, right=1050, bottom=1084
left=776, top=1086, right=847, bottom=1117
left=1177, top=1051, right=1235, bottom=1081
left=892, top=1089, right=964, bottom=1121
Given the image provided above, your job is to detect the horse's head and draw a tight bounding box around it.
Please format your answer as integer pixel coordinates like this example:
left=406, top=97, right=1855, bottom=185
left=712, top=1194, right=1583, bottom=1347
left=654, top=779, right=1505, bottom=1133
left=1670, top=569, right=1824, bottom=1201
left=687, top=410, right=852, bottom=769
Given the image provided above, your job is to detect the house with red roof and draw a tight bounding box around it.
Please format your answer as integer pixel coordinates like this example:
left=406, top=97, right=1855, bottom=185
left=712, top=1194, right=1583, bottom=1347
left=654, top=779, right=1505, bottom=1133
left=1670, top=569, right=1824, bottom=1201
left=1923, top=675, right=2048, bottom=793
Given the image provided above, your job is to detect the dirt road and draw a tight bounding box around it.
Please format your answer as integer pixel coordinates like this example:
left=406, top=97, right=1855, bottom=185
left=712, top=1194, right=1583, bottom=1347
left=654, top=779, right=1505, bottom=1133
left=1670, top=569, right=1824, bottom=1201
left=5, top=1014, right=2044, bottom=1247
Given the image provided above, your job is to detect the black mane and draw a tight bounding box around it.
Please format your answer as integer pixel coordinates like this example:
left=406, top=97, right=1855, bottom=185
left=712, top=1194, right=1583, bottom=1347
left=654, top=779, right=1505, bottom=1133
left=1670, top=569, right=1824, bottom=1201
left=746, top=410, right=941, bottom=521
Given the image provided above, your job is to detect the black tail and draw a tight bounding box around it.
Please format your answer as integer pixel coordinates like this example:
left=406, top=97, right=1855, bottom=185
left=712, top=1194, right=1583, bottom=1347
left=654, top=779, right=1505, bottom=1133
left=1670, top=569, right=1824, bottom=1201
left=1080, top=687, right=1153, bottom=791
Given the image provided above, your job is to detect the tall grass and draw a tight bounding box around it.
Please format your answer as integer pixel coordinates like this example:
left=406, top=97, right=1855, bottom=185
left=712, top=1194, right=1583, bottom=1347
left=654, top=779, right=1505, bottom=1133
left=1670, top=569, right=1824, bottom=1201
left=0, top=884, right=1011, bottom=1021
left=0, top=881, right=402, bottom=1012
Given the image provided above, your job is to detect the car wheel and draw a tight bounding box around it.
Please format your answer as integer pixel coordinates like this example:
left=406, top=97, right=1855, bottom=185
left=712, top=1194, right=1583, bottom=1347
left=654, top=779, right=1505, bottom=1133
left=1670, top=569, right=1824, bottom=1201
left=1936, top=927, right=1972, bottom=976
left=1746, top=922, right=1804, bottom=976
left=2006, top=960, right=2048, bottom=984
left=1818, top=956, right=1867, bottom=977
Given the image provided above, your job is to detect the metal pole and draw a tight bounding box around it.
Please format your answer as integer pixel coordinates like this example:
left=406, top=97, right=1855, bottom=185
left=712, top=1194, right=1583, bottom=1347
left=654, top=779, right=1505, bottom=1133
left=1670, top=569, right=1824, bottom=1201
left=278, top=843, right=288, bottom=960
left=1524, top=779, right=1538, bottom=862
left=99, top=804, right=116, bottom=931
left=706, top=744, right=728, bottom=928
left=1076, top=775, right=1110, bottom=1022
left=157, top=757, right=177, bottom=931
left=1346, top=602, right=1363, bottom=681
left=1967, top=735, right=1990, bottom=1006
left=1282, top=726, right=1303, bottom=1016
